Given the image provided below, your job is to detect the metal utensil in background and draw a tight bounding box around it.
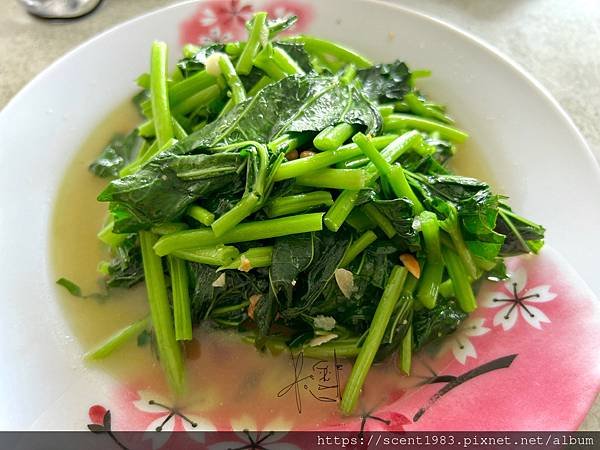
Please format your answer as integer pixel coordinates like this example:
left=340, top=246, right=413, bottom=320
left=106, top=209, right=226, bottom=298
left=19, top=0, right=104, bottom=19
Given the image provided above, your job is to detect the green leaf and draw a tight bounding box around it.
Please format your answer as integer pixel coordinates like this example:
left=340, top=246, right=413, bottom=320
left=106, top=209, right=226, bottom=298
left=89, top=131, right=143, bottom=179
left=56, top=278, right=82, bottom=297
left=372, top=197, right=421, bottom=251
left=496, top=205, right=546, bottom=256
left=357, top=60, right=412, bottom=104
left=98, top=151, right=246, bottom=233
left=137, top=329, right=152, bottom=347
left=413, top=297, right=467, bottom=351
left=269, top=233, right=315, bottom=306
left=188, top=262, right=270, bottom=326
left=105, top=236, right=145, bottom=288
left=254, top=291, right=278, bottom=347
left=176, top=75, right=382, bottom=152
left=282, top=231, right=351, bottom=318
left=56, top=278, right=107, bottom=300
left=416, top=174, right=490, bottom=203
left=188, top=263, right=221, bottom=322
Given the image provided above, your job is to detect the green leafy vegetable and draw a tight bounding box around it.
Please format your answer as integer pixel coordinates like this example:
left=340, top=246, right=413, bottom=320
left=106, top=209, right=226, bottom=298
left=89, top=131, right=143, bottom=179
left=357, top=60, right=412, bottom=104
left=175, top=75, right=382, bottom=152
left=98, top=151, right=245, bottom=232
left=68, top=11, right=548, bottom=413
left=56, top=277, right=83, bottom=297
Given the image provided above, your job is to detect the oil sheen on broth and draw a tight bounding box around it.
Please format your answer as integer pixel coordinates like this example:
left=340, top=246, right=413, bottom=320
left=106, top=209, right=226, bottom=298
left=52, top=102, right=420, bottom=430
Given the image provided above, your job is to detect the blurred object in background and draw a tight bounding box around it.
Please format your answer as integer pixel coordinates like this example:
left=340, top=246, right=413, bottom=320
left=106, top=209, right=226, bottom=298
left=19, top=0, right=103, bottom=19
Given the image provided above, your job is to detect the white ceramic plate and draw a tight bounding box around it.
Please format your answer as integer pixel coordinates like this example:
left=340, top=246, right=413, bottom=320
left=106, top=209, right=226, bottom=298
left=0, top=0, right=599, bottom=431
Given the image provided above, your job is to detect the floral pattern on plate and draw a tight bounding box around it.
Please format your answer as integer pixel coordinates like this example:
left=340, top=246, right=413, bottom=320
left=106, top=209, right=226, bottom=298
left=179, top=0, right=314, bottom=45
left=88, top=247, right=600, bottom=437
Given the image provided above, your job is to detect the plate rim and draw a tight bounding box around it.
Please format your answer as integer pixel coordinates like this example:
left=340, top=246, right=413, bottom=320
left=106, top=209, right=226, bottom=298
left=0, top=0, right=598, bottom=431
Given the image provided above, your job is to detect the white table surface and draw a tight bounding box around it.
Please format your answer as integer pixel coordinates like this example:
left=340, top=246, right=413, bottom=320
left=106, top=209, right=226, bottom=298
left=0, top=0, right=597, bottom=430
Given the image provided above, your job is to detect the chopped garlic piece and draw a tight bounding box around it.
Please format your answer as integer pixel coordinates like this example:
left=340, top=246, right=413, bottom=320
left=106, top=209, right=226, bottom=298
left=247, top=294, right=262, bottom=320
left=205, top=52, right=226, bottom=77
left=238, top=255, right=252, bottom=272
left=313, top=315, right=336, bottom=331
left=212, top=273, right=226, bottom=287
left=309, top=333, right=338, bottom=347
left=335, top=268, right=356, bottom=299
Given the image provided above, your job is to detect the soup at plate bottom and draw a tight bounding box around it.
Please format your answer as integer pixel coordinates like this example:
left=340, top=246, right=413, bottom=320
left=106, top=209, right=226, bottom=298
left=51, top=101, right=488, bottom=430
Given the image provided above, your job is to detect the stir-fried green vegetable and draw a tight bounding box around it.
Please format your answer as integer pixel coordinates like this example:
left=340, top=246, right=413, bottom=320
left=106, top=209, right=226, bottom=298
left=59, top=12, right=546, bottom=413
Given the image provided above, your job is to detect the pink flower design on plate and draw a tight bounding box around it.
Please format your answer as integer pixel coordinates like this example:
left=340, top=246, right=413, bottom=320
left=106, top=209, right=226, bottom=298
left=264, top=1, right=314, bottom=34
left=180, top=0, right=254, bottom=45
left=444, top=317, right=490, bottom=364
left=208, top=416, right=299, bottom=450
left=360, top=411, right=411, bottom=432
left=200, top=26, right=235, bottom=45
left=133, top=390, right=215, bottom=449
left=481, top=267, right=557, bottom=331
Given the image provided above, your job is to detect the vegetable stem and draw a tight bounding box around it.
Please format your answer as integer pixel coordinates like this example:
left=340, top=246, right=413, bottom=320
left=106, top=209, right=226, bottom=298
left=272, top=46, right=305, bottom=75
left=288, top=35, right=372, bottom=68
left=218, top=247, right=273, bottom=271
left=324, top=190, right=360, bottom=232
left=151, top=223, right=189, bottom=235
left=172, top=245, right=240, bottom=266
left=265, top=191, right=333, bottom=218
left=187, top=205, right=216, bottom=226
left=172, top=84, right=222, bottom=116
left=340, top=230, right=378, bottom=267
left=354, top=132, right=424, bottom=213
left=150, top=42, right=174, bottom=147
left=219, top=54, right=247, bottom=105
left=274, top=135, right=398, bottom=181
left=416, top=212, right=444, bottom=309
left=442, top=246, right=477, bottom=312
left=212, top=193, right=261, bottom=237
left=404, top=92, right=452, bottom=124
left=119, top=138, right=177, bottom=177
left=399, top=324, right=412, bottom=375
left=248, top=75, right=273, bottom=96
left=340, top=266, right=408, bottom=415
left=139, top=231, right=185, bottom=395
left=211, top=145, right=269, bottom=237
left=267, top=133, right=312, bottom=154
left=211, top=301, right=250, bottom=317
left=322, top=131, right=424, bottom=231
left=440, top=204, right=477, bottom=279
left=243, top=335, right=361, bottom=359
left=97, top=218, right=127, bottom=248
left=384, top=114, right=468, bottom=143
left=361, top=204, right=397, bottom=239
left=167, top=256, right=193, bottom=341
left=236, top=12, right=268, bottom=75
left=296, top=168, right=369, bottom=190
left=313, top=123, right=356, bottom=151
left=84, top=316, right=150, bottom=361
left=154, top=213, right=324, bottom=256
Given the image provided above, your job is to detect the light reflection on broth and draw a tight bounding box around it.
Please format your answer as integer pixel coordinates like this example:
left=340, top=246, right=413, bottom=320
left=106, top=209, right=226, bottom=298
left=51, top=101, right=480, bottom=429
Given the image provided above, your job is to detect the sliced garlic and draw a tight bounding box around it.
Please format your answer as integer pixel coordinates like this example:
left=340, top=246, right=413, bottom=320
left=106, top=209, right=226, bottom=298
left=335, top=268, right=356, bottom=299
left=313, top=315, right=336, bottom=331
left=204, top=52, right=227, bottom=77
left=309, top=333, right=338, bottom=347
left=212, top=273, right=226, bottom=288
